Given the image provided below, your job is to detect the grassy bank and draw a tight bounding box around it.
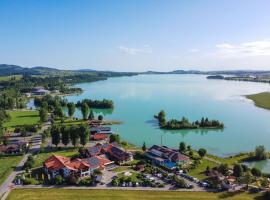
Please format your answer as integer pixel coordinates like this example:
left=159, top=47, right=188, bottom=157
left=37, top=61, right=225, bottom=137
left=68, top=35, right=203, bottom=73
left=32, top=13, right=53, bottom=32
left=3, top=110, right=40, bottom=131
left=0, top=155, right=23, bottom=186
left=246, top=92, right=270, bottom=110
left=7, top=189, right=263, bottom=200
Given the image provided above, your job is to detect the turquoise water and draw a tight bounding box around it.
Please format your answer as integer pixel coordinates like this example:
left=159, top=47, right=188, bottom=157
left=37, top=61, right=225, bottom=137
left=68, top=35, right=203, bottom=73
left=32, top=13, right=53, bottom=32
left=62, top=75, right=270, bottom=157
left=244, top=159, right=270, bottom=174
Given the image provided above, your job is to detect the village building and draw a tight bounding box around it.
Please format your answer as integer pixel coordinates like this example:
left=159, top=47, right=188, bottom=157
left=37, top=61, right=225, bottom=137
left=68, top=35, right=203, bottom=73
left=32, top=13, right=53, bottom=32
left=144, top=145, right=189, bottom=169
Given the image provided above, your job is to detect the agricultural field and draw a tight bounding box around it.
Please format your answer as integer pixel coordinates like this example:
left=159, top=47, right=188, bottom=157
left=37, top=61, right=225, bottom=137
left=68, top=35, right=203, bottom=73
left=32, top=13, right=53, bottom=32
left=6, top=189, right=263, bottom=200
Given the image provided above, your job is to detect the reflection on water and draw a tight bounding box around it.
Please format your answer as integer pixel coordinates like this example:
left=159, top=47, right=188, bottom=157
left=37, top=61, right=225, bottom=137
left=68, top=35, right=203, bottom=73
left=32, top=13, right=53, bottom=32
left=243, top=159, right=270, bottom=174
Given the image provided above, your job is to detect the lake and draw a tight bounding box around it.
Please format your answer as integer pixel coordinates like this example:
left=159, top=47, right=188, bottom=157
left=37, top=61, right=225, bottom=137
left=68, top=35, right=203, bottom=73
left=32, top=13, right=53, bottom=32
left=63, top=74, right=270, bottom=157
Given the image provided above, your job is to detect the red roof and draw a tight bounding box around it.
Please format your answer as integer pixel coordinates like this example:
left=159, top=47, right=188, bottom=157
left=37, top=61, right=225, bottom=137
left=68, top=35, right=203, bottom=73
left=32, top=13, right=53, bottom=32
left=93, top=134, right=108, bottom=140
left=44, top=155, right=90, bottom=171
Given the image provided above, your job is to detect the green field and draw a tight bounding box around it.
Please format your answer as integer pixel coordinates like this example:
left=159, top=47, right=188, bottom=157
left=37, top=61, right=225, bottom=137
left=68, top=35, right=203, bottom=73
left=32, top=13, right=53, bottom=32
left=246, top=92, right=270, bottom=110
left=3, top=110, right=40, bottom=130
left=0, top=155, right=23, bottom=186
left=0, top=75, right=22, bottom=81
left=32, top=149, right=78, bottom=168
left=7, top=189, right=263, bottom=200
left=188, top=158, right=219, bottom=179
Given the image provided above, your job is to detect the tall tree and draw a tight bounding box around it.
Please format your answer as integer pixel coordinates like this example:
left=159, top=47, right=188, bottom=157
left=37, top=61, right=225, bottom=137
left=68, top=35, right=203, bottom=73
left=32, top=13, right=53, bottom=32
left=70, top=125, right=79, bottom=147
left=39, top=108, right=48, bottom=122
left=51, top=125, right=60, bottom=147
left=78, top=125, right=89, bottom=146
left=67, top=102, right=76, bottom=118
left=255, top=145, right=267, bottom=160
left=142, top=142, right=146, bottom=151
left=233, top=164, right=243, bottom=177
left=61, top=126, right=70, bottom=147
left=81, top=103, right=89, bottom=120
left=88, top=110, right=95, bottom=120
left=179, top=142, right=186, bottom=153
left=198, top=148, right=207, bottom=158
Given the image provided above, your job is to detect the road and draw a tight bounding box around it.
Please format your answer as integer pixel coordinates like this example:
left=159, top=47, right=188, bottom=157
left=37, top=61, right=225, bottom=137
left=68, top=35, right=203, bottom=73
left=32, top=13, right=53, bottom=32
left=0, top=126, right=46, bottom=200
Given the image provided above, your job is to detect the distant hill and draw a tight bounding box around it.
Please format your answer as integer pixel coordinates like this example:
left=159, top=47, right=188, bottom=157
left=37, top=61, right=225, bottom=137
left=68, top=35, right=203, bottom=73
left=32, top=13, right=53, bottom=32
left=1, top=64, right=270, bottom=77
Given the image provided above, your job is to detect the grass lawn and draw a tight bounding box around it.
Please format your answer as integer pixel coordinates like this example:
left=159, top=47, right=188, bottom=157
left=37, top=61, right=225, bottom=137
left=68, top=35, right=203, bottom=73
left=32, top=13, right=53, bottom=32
left=246, top=92, right=270, bottom=110
left=7, top=189, right=264, bottom=200
left=0, top=155, right=23, bottom=186
left=188, top=158, right=219, bottom=180
left=3, top=110, right=40, bottom=131
left=206, top=153, right=250, bottom=166
left=32, top=149, right=78, bottom=168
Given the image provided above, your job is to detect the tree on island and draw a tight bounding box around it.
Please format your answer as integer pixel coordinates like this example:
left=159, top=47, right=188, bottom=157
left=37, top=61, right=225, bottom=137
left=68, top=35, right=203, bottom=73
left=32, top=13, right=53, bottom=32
left=81, top=103, right=89, bottom=120
left=255, top=145, right=268, bottom=160
left=142, top=142, right=146, bottom=151
left=179, top=142, right=186, bottom=153
left=198, top=148, right=207, bottom=158
left=67, top=102, right=76, bottom=118
left=88, top=110, right=95, bottom=120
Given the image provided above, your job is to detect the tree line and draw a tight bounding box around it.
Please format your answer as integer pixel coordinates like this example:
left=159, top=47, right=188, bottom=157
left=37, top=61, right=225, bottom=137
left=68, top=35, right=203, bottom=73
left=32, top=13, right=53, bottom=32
left=154, top=110, right=224, bottom=130
left=50, top=124, right=90, bottom=147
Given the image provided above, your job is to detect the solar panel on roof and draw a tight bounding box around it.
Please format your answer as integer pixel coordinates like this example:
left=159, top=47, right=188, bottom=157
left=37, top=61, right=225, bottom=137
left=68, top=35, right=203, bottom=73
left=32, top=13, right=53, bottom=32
left=87, top=157, right=100, bottom=166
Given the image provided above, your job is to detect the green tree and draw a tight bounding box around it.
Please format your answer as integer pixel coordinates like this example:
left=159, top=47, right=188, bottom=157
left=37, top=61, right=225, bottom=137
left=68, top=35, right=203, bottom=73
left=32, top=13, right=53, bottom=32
left=240, top=171, right=253, bottom=188
left=233, top=164, right=243, bottom=177
left=81, top=103, right=89, bottom=120
left=70, top=125, right=79, bottom=147
left=251, top=167, right=262, bottom=177
left=39, top=108, right=48, bottom=122
left=255, top=145, right=267, bottom=160
left=218, top=163, right=229, bottom=175
left=142, top=142, right=146, bottom=151
left=198, top=148, right=207, bottom=158
left=61, top=126, right=70, bottom=146
left=67, top=102, right=76, bottom=118
left=88, top=110, right=95, bottom=120
left=98, top=115, right=103, bottom=121
left=109, top=134, right=120, bottom=143
left=179, top=142, right=186, bottom=153
left=51, top=125, right=60, bottom=147
left=79, top=125, right=89, bottom=146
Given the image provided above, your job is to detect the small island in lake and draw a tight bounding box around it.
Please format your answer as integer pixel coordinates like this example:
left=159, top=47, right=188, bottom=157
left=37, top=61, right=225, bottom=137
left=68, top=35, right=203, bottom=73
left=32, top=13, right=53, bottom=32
left=246, top=92, right=270, bottom=110
left=206, top=75, right=224, bottom=79
left=154, top=110, right=224, bottom=130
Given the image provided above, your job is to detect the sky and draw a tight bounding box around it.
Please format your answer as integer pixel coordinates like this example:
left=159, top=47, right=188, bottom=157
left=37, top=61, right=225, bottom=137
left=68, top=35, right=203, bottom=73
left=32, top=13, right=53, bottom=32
left=0, top=0, right=270, bottom=72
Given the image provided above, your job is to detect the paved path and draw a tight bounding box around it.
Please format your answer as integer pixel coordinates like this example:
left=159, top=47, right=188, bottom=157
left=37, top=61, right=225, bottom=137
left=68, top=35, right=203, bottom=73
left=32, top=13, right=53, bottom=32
left=0, top=127, right=47, bottom=200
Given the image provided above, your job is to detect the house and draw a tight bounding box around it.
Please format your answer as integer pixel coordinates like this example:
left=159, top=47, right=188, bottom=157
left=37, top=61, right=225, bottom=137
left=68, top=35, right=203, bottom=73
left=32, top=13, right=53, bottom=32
left=44, top=155, right=92, bottom=178
left=0, top=142, right=28, bottom=155
left=31, top=87, right=50, bottom=96
left=144, top=145, right=189, bottom=169
left=91, top=133, right=108, bottom=141
left=79, top=142, right=133, bottom=164
left=90, top=126, right=114, bottom=135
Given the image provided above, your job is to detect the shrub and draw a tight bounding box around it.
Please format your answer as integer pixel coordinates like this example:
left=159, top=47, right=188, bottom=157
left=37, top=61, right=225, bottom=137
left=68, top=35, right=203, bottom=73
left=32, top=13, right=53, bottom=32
left=22, top=178, right=39, bottom=185
left=55, top=175, right=64, bottom=185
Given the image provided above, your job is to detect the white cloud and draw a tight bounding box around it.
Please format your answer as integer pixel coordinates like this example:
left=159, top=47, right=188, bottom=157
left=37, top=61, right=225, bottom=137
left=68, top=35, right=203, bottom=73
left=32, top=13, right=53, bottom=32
left=118, top=45, right=152, bottom=55
left=188, top=48, right=199, bottom=53
left=215, top=39, right=270, bottom=57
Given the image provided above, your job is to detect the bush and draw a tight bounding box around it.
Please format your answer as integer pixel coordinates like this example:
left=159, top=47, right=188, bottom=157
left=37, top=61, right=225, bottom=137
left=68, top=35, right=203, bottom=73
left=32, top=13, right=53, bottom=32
left=66, top=176, right=78, bottom=185
left=22, top=178, right=39, bottom=185
left=55, top=175, right=64, bottom=185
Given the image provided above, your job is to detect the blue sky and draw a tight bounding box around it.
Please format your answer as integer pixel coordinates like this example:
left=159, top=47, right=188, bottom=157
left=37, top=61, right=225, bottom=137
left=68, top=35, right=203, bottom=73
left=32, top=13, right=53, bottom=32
left=0, top=0, right=270, bottom=71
